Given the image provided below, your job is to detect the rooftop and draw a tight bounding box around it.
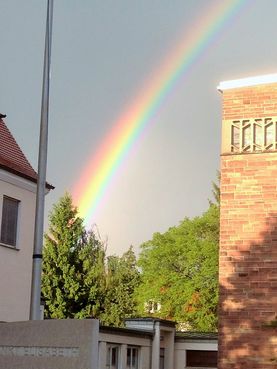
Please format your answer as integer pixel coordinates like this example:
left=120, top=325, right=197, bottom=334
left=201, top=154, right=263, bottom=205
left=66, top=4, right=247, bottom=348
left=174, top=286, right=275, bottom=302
left=0, top=114, right=53, bottom=189
left=175, top=331, right=218, bottom=341
left=218, top=73, right=277, bottom=91
left=125, top=317, right=176, bottom=327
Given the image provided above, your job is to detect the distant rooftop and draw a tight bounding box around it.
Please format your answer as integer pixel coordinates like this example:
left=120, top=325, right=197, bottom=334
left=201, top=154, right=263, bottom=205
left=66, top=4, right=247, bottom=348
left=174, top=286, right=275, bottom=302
left=218, top=73, right=277, bottom=91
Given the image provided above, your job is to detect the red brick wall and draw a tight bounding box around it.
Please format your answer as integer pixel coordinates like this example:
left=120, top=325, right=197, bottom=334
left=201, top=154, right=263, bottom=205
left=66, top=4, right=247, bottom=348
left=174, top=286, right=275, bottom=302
left=222, top=83, right=277, bottom=120
left=219, top=83, right=277, bottom=369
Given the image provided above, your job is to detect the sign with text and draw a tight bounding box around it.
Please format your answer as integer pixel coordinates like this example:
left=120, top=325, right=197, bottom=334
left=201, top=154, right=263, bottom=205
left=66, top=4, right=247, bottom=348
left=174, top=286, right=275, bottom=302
left=0, top=319, right=99, bottom=369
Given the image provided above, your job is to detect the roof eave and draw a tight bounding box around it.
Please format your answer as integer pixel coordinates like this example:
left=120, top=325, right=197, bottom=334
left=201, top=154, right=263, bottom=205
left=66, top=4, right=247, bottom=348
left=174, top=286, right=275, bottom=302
left=0, top=163, right=54, bottom=190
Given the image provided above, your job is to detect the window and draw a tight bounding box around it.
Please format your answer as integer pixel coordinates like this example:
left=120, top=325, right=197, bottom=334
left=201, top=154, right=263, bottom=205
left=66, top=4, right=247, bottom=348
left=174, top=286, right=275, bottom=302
left=144, top=300, right=161, bottom=314
left=265, top=121, right=274, bottom=148
left=159, top=348, right=165, bottom=369
left=0, top=196, right=20, bottom=247
left=127, top=346, right=139, bottom=369
left=186, top=350, right=217, bottom=368
left=231, top=122, right=240, bottom=149
left=230, top=117, right=277, bottom=153
left=106, top=344, right=119, bottom=369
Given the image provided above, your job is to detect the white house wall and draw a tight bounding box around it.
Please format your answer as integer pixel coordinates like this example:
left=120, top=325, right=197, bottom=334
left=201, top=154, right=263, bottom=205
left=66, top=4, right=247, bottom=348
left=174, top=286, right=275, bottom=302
left=0, top=171, right=36, bottom=321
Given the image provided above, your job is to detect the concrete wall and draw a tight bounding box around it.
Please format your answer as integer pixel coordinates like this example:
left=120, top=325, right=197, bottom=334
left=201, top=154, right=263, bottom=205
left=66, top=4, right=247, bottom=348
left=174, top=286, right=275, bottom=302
left=219, top=80, right=277, bottom=368
left=0, top=170, right=37, bottom=321
left=0, top=319, right=99, bottom=369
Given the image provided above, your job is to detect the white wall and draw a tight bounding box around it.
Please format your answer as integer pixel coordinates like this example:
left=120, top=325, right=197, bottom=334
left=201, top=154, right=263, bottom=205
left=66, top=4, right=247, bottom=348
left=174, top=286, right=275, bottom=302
left=99, top=331, right=151, bottom=369
left=99, top=328, right=218, bottom=369
left=174, top=339, right=218, bottom=369
left=0, top=170, right=37, bottom=321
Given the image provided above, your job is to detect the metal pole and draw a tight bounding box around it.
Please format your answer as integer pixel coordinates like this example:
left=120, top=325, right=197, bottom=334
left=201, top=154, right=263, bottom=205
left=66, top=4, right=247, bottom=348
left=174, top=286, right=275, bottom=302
left=30, top=0, right=54, bottom=320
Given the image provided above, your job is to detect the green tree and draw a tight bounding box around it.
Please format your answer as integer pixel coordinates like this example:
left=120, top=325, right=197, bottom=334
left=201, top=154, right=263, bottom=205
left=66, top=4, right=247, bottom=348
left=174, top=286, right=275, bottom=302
left=41, top=193, right=106, bottom=319
left=135, top=204, right=219, bottom=331
left=100, top=247, right=141, bottom=327
left=42, top=194, right=141, bottom=325
left=209, top=170, right=220, bottom=206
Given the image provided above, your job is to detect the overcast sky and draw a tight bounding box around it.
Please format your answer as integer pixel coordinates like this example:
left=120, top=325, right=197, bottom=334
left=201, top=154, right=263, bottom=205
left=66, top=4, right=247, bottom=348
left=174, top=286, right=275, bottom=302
left=1, top=0, right=277, bottom=255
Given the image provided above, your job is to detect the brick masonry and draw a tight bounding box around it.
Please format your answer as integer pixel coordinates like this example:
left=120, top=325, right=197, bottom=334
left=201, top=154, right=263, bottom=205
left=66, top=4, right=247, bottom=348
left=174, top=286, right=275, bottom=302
left=219, top=82, right=277, bottom=369
left=222, top=83, right=277, bottom=119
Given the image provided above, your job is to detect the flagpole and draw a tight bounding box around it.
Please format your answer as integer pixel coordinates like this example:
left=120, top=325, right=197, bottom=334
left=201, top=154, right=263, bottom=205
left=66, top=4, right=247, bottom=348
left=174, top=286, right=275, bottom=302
left=30, top=0, right=54, bottom=320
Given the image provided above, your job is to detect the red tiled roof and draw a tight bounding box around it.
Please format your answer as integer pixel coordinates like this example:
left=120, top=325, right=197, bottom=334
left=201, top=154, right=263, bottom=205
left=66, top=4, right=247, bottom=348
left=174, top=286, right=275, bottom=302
left=0, top=115, right=53, bottom=189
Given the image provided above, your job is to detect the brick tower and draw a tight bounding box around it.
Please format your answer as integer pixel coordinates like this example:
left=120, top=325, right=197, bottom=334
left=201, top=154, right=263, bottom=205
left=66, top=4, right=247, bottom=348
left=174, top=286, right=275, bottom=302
left=218, top=74, right=277, bottom=369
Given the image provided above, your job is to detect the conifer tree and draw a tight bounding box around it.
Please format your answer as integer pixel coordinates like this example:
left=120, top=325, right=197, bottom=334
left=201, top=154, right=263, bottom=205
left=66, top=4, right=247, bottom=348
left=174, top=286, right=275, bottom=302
left=41, top=193, right=106, bottom=318
left=42, top=194, right=141, bottom=325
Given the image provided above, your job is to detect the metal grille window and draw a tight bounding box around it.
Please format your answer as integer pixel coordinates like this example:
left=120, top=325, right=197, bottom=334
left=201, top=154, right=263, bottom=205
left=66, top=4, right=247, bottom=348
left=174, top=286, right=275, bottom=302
left=127, top=347, right=139, bottom=369
left=1, top=196, right=20, bottom=247
left=231, top=118, right=277, bottom=153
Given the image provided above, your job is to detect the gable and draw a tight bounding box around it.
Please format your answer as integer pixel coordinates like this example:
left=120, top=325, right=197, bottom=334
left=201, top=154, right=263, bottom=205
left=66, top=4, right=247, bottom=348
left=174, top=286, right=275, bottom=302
left=0, top=114, right=53, bottom=189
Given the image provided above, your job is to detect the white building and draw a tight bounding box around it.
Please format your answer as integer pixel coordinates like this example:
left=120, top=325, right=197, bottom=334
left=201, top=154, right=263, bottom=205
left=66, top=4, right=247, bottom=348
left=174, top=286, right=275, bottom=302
left=0, top=113, right=53, bottom=321
left=100, top=318, right=218, bottom=369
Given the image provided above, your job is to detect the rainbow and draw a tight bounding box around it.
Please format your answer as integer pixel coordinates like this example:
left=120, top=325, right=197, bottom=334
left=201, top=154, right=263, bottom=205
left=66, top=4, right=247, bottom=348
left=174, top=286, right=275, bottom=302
left=73, top=0, right=247, bottom=225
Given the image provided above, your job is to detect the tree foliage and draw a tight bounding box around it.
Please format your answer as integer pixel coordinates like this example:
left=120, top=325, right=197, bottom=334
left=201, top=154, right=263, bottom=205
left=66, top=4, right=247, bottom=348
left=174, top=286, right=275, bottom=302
left=41, top=193, right=106, bottom=318
left=42, top=193, right=140, bottom=325
left=100, top=247, right=141, bottom=327
left=135, top=203, right=219, bottom=332
left=42, top=173, right=220, bottom=331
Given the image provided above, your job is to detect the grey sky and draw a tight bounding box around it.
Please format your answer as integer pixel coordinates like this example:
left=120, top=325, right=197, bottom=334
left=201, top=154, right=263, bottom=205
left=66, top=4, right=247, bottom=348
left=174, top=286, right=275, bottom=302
left=1, top=0, right=276, bottom=254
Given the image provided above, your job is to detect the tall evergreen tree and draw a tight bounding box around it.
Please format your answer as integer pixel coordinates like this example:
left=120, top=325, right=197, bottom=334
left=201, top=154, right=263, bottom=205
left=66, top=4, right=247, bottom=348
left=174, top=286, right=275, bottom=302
left=42, top=194, right=141, bottom=325
left=41, top=193, right=106, bottom=318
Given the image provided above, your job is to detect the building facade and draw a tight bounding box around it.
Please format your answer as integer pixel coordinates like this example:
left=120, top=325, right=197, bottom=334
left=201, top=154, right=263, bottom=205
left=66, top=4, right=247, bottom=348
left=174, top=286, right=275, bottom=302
left=0, top=317, right=218, bottom=369
left=218, top=75, right=277, bottom=368
left=0, top=114, right=53, bottom=321
left=100, top=318, right=217, bottom=369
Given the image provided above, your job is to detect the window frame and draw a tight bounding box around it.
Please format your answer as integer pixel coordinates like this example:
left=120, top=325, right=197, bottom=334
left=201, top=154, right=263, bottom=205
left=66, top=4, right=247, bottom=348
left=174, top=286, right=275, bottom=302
left=0, top=195, right=20, bottom=248
left=127, top=346, right=140, bottom=369
left=106, top=344, right=120, bottom=369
